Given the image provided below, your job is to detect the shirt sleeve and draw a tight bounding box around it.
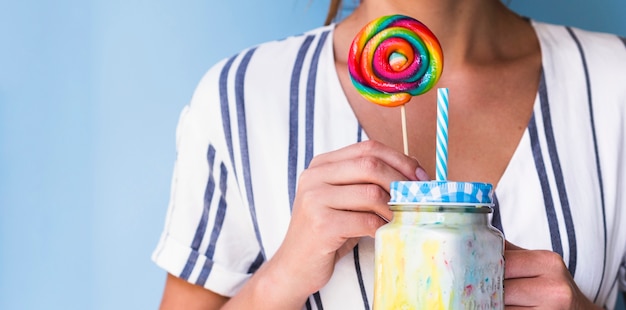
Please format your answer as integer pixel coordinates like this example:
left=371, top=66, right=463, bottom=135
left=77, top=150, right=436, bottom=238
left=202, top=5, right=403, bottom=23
left=151, top=57, right=262, bottom=297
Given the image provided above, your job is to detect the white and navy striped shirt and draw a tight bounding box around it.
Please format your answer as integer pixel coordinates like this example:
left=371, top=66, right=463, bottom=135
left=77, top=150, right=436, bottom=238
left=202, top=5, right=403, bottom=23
left=152, top=21, right=626, bottom=309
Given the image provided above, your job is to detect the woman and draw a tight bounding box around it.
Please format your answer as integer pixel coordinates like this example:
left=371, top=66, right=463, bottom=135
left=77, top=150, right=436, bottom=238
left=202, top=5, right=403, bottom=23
left=152, top=0, right=626, bottom=308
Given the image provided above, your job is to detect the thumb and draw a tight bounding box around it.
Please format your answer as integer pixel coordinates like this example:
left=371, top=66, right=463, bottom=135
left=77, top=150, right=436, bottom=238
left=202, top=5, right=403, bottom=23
left=336, top=238, right=360, bottom=260
left=505, top=240, right=525, bottom=251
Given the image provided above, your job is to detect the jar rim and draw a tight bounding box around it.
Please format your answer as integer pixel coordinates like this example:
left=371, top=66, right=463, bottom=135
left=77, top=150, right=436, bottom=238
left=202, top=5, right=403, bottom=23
left=389, top=204, right=493, bottom=213
left=390, top=181, right=494, bottom=205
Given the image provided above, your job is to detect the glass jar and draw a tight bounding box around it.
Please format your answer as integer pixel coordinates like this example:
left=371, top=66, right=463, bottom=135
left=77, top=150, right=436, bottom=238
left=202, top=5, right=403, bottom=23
left=373, top=181, right=504, bottom=310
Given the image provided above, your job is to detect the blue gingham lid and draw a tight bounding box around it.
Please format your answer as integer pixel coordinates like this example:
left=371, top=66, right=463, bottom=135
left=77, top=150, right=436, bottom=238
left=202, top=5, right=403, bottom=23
left=390, top=181, right=494, bottom=206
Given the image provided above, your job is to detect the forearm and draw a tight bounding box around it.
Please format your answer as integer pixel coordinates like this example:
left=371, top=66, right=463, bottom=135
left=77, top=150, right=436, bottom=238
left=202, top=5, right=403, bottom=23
left=160, top=261, right=308, bottom=310
left=222, top=259, right=308, bottom=310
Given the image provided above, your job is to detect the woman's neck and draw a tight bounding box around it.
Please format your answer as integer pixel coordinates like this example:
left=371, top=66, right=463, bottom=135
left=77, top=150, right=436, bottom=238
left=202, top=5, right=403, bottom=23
left=334, top=0, right=534, bottom=68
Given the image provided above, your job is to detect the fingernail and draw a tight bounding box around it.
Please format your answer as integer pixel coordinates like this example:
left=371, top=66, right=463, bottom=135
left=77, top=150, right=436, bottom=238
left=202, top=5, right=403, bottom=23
left=415, top=167, right=430, bottom=181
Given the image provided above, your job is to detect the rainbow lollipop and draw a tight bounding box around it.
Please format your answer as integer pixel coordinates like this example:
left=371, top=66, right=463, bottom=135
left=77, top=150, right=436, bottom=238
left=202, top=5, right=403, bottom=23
left=348, top=15, right=443, bottom=107
left=349, top=15, right=443, bottom=107
left=349, top=14, right=444, bottom=156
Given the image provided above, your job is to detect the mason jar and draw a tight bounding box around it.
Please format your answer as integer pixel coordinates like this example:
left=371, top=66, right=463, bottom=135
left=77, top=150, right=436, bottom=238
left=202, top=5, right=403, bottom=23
left=373, top=181, right=504, bottom=309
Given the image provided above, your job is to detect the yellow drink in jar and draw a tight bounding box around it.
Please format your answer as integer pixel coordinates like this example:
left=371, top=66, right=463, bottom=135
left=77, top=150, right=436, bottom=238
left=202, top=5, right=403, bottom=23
left=374, top=181, right=504, bottom=310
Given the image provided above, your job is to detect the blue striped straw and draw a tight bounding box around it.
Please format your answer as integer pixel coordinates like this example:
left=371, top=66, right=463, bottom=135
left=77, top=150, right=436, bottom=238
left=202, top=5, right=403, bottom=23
left=436, top=88, right=449, bottom=180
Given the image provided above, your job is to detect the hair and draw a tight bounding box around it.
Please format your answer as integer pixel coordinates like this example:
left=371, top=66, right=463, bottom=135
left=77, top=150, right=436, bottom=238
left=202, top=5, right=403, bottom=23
left=324, top=0, right=342, bottom=25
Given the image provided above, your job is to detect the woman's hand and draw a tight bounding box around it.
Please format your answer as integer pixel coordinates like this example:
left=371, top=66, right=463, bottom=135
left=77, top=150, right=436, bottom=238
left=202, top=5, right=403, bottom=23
left=258, top=140, right=426, bottom=307
left=504, top=241, right=601, bottom=309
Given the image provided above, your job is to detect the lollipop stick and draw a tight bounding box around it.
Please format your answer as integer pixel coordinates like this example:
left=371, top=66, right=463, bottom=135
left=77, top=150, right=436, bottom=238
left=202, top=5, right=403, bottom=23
left=436, top=88, right=449, bottom=180
left=401, top=105, right=409, bottom=155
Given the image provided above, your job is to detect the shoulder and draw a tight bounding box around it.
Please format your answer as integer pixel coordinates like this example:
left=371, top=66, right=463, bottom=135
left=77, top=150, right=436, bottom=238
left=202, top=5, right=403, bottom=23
left=533, top=21, right=626, bottom=106
left=193, top=25, right=334, bottom=98
left=533, top=21, right=626, bottom=72
left=183, top=23, right=336, bottom=142
left=533, top=20, right=625, bottom=50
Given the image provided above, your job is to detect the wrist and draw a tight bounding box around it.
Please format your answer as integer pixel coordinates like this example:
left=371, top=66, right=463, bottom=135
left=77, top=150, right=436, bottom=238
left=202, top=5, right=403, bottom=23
left=251, top=258, right=311, bottom=308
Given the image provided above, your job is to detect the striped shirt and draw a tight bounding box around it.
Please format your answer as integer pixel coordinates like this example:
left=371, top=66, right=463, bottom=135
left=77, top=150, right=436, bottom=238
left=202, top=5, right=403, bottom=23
left=152, top=21, right=626, bottom=309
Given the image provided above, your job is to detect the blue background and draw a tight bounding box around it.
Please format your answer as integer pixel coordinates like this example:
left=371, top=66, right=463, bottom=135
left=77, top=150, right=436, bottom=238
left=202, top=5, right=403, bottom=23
left=0, top=1, right=624, bottom=309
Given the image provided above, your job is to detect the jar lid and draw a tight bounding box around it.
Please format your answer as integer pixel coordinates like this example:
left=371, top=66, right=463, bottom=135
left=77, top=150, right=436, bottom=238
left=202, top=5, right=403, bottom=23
left=389, top=181, right=494, bottom=206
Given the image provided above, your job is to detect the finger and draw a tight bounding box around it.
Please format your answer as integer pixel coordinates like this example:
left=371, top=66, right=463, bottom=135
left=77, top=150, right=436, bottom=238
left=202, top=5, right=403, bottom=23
left=504, top=277, right=542, bottom=307
left=505, top=240, right=525, bottom=250
left=322, top=209, right=388, bottom=243
left=306, top=184, right=393, bottom=219
left=504, top=276, right=576, bottom=308
left=308, top=140, right=425, bottom=181
left=292, top=195, right=389, bottom=244
left=505, top=249, right=567, bottom=279
left=303, top=156, right=413, bottom=192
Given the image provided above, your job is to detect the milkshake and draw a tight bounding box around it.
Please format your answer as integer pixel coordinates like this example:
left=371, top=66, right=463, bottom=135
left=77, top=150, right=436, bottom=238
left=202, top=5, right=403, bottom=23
left=373, top=181, right=504, bottom=309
